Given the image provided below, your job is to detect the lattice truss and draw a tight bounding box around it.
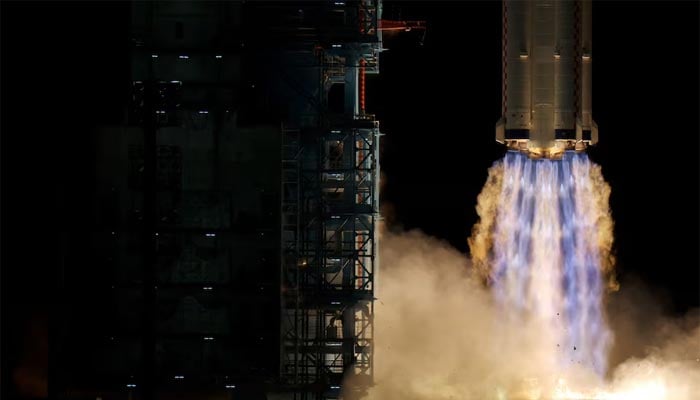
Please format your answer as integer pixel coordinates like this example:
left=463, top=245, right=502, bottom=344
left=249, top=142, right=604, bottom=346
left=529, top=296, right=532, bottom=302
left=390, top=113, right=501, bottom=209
left=281, top=121, right=378, bottom=398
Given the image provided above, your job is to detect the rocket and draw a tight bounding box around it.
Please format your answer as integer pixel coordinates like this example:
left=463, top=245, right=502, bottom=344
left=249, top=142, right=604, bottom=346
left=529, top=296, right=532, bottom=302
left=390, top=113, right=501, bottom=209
left=496, top=0, right=598, bottom=159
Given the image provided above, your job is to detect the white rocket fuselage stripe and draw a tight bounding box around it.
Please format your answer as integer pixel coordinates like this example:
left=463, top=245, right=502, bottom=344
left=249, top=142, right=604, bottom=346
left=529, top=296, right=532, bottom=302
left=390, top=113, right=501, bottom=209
left=498, top=0, right=597, bottom=156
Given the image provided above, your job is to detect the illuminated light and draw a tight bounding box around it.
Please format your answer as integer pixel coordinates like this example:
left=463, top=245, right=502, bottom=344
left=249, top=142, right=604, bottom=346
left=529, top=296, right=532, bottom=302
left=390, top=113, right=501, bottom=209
left=334, top=2, right=345, bottom=5
left=205, top=233, right=216, bottom=237
left=331, top=215, right=340, bottom=219
left=331, top=130, right=341, bottom=133
left=519, top=54, right=529, bottom=59
left=470, top=152, right=616, bottom=379
left=215, top=55, right=223, bottom=59
left=225, top=385, right=236, bottom=389
left=332, top=44, right=342, bottom=48
left=203, top=286, right=213, bottom=291
left=151, top=54, right=158, bottom=58
left=331, top=301, right=341, bottom=305
left=582, top=54, right=592, bottom=61
left=174, top=375, right=184, bottom=379
left=251, top=84, right=255, bottom=88
left=178, top=55, right=189, bottom=59
left=156, top=110, right=166, bottom=114
left=328, top=342, right=342, bottom=346
left=204, top=336, right=214, bottom=340
left=327, top=173, right=344, bottom=180
left=155, top=233, right=159, bottom=236
left=126, top=384, right=136, bottom=388
left=331, top=386, right=341, bottom=389
left=198, top=110, right=209, bottom=114
left=111, top=231, right=115, bottom=235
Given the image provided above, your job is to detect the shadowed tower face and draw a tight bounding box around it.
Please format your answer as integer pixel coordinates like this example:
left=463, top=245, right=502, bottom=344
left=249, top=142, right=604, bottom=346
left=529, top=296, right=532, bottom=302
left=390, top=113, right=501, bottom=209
left=496, top=0, right=598, bottom=159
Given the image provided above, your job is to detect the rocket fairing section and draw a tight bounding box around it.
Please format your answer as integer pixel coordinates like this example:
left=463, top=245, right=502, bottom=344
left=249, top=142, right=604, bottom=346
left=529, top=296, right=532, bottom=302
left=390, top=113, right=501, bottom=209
left=496, top=0, right=598, bottom=159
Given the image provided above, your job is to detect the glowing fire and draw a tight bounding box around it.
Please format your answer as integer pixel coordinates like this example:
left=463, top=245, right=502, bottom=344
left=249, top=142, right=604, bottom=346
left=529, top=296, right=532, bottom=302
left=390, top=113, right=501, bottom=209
left=353, top=151, right=698, bottom=400
left=470, top=152, right=678, bottom=400
left=471, top=151, right=616, bottom=376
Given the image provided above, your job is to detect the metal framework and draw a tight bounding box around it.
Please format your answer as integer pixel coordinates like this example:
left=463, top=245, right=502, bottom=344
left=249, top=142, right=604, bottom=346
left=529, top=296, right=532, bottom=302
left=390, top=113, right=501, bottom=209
left=281, top=2, right=382, bottom=397
left=282, top=119, right=379, bottom=400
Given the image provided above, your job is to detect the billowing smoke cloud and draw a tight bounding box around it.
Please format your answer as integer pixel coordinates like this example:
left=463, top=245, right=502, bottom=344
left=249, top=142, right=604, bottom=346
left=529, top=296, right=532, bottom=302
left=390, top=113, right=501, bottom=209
left=604, top=322, right=700, bottom=400
left=348, top=230, right=699, bottom=400
left=346, top=230, right=579, bottom=399
left=350, top=150, right=698, bottom=399
left=604, top=279, right=700, bottom=399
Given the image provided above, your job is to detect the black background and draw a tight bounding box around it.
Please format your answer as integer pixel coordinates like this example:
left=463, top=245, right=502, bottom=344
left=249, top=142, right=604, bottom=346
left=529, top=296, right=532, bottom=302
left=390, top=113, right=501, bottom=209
left=2, top=1, right=698, bottom=398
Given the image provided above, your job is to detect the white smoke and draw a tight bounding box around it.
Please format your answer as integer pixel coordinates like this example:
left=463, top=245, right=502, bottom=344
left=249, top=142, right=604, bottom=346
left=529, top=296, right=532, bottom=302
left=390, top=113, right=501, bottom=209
left=603, top=282, right=700, bottom=399
left=346, top=229, right=700, bottom=400
left=348, top=152, right=699, bottom=400
left=348, top=230, right=584, bottom=399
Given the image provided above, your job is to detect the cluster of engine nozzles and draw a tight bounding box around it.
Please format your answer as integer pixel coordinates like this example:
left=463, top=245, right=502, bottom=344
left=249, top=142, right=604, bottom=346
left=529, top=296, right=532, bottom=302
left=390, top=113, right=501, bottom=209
left=504, top=139, right=589, bottom=160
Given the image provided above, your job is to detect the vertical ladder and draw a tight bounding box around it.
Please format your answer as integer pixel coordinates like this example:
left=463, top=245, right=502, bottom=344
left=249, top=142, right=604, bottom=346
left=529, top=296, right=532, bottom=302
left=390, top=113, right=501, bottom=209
left=281, top=125, right=302, bottom=391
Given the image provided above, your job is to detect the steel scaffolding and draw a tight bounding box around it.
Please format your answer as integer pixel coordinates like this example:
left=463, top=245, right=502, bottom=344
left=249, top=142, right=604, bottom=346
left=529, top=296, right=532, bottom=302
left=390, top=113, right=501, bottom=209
left=282, top=119, right=380, bottom=400
left=281, top=2, right=382, bottom=398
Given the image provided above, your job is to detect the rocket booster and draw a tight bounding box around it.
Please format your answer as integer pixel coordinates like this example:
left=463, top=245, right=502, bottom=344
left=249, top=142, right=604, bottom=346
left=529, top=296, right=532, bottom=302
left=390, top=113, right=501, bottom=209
left=496, top=0, right=598, bottom=159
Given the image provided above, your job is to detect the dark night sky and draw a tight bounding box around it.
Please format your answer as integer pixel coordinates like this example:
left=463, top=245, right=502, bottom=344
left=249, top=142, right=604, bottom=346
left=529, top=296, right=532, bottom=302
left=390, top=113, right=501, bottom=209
left=2, top=2, right=130, bottom=397
left=1, top=0, right=698, bottom=397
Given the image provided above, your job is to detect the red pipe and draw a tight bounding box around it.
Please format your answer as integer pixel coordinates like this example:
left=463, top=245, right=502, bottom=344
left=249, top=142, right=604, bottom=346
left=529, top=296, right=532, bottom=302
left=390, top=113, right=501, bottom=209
left=359, top=58, right=366, bottom=114
left=379, top=20, right=426, bottom=31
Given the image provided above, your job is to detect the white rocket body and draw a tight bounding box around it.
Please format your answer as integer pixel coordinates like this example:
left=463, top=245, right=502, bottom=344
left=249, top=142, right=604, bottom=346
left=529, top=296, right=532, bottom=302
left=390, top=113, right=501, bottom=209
left=496, top=0, right=597, bottom=159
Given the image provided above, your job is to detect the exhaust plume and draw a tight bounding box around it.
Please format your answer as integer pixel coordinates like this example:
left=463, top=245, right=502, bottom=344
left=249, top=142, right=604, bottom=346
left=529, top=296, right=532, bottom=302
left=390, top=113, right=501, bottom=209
left=471, top=152, right=616, bottom=377
left=347, top=152, right=699, bottom=400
